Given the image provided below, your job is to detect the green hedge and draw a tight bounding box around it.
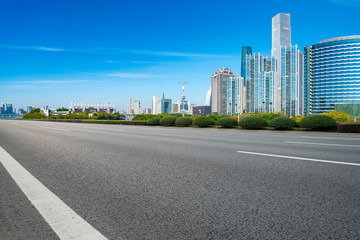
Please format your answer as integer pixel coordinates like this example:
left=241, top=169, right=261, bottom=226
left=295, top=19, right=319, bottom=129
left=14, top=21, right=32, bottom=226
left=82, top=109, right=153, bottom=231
left=160, top=116, right=177, bottom=126
left=175, top=117, right=193, bottom=127
left=216, top=117, right=238, bottom=128
left=147, top=117, right=161, bottom=126
left=268, top=117, right=296, bottom=130
left=337, top=122, right=360, bottom=133
left=193, top=116, right=215, bottom=127
left=239, top=116, right=267, bottom=129
left=299, top=115, right=337, bottom=130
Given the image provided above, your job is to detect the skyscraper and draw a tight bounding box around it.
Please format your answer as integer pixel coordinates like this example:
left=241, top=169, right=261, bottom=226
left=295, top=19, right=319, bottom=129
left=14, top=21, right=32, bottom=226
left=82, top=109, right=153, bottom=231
left=271, top=13, right=302, bottom=116
left=211, top=67, right=236, bottom=114
left=128, top=98, right=133, bottom=114
left=304, top=36, right=360, bottom=115
left=241, top=46, right=252, bottom=82
left=152, top=95, right=161, bottom=115
left=161, top=93, right=172, bottom=114
left=133, top=100, right=142, bottom=114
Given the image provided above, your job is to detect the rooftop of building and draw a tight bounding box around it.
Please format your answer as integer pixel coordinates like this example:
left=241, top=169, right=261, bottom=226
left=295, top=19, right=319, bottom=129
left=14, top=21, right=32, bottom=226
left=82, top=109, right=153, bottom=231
left=317, top=35, right=360, bottom=44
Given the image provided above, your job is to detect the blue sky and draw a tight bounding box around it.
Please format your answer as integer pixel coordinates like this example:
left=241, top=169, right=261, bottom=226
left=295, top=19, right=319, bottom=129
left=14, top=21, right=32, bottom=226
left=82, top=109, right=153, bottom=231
left=1, top=0, right=359, bottom=110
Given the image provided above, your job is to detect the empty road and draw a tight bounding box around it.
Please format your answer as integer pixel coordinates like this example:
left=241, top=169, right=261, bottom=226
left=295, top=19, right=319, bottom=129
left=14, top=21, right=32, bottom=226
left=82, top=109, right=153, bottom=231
left=1, top=120, right=360, bottom=239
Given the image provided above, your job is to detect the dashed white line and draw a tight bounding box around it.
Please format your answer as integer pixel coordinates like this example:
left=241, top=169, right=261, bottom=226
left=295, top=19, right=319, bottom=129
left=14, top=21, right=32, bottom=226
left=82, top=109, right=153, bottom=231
left=237, top=150, right=360, bottom=167
left=0, top=146, right=108, bottom=240
left=40, top=126, right=70, bottom=132
left=284, top=141, right=360, bottom=148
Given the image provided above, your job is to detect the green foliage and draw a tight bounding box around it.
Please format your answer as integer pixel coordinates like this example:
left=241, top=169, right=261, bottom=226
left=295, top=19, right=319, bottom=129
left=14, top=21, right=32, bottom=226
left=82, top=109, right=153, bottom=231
left=56, top=107, right=69, bottom=111
left=207, top=113, right=231, bottom=121
left=147, top=117, right=161, bottom=125
left=22, top=112, right=45, bottom=119
left=175, top=117, right=193, bottom=127
left=299, top=115, right=337, bottom=130
left=216, top=117, right=238, bottom=128
left=246, top=112, right=283, bottom=121
left=132, top=115, right=147, bottom=120
left=268, top=116, right=296, bottom=130
left=322, top=111, right=352, bottom=122
left=160, top=116, right=177, bottom=126
left=30, top=108, right=40, bottom=113
left=192, top=116, right=215, bottom=127
left=239, top=116, right=268, bottom=129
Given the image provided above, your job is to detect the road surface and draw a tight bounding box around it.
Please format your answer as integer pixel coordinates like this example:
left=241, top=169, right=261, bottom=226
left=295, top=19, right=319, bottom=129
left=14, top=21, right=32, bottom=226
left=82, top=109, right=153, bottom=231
left=1, top=120, right=360, bottom=239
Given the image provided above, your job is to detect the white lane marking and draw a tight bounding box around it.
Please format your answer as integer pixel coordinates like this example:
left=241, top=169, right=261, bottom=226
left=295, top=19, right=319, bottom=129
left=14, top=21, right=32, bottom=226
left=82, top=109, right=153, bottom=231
left=40, top=126, right=70, bottom=132
left=284, top=141, right=360, bottom=148
left=237, top=150, right=360, bottom=167
left=301, top=136, right=360, bottom=141
left=0, top=147, right=108, bottom=240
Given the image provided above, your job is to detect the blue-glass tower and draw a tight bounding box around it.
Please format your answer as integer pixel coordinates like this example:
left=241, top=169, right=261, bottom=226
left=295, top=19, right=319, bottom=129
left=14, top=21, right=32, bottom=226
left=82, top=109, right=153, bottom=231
left=304, top=36, right=360, bottom=115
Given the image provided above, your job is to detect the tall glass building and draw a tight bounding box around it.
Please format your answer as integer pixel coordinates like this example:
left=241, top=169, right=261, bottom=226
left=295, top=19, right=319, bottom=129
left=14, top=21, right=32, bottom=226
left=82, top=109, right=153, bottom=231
left=241, top=46, right=252, bottom=82
left=271, top=13, right=303, bottom=116
left=227, top=76, right=245, bottom=115
left=304, top=36, right=360, bottom=115
left=245, top=53, right=276, bottom=113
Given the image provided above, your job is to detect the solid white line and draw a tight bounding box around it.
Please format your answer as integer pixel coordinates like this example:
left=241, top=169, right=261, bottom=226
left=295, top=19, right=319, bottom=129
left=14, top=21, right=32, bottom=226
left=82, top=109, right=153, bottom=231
left=301, top=136, right=360, bottom=141
left=0, top=147, right=108, bottom=240
left=284, top=141, right=360, bottom=148
left=40, top=126, right=70, bottom=132
left=236, top=150, right=360, bottom=167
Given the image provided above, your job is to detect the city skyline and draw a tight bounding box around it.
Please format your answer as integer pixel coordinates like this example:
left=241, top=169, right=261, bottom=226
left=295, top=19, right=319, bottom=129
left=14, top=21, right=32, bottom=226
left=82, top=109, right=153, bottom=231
left=1, top=0, right=360, bottom=110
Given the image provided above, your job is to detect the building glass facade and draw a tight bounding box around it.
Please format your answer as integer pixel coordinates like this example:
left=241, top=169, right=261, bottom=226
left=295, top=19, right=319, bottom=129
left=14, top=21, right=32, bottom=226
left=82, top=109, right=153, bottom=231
left=304, top=36, right=360, bottom=115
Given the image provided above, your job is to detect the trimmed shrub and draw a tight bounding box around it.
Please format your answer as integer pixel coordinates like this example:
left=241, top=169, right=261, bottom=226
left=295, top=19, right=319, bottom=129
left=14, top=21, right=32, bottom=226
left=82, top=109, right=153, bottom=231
left=147, top=117, right=161, bottom=126
left=337, top=122, right=360, bottom=133
left=175, top=117, right=193, bottom=127
left=239, top=116, right=267, bottom=129
left=269, top=117, right=296, bottom=130
left=160, top=116, right=177, bottom=126
left=193, top=116, right=215, bottom=127
left=322, top=111, right=352, bottom=122
left=299, top=115, right=337, bottom=130
left=216, top=117, right=238, bottom=128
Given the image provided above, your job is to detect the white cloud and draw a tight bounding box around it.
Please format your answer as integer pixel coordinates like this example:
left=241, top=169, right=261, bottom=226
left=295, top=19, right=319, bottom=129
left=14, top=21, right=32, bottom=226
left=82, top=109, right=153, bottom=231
left=0, top=44, right=66, bottom=52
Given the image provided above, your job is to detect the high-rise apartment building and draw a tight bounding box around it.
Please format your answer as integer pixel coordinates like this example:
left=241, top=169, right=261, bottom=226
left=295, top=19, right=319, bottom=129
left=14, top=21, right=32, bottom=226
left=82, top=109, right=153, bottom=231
left=304, top=36, right=360, bottom=115
left=245, top=54, right=276, bottom=113
left=211, top=67, right=236, bottom=114
left=133, top=100, right=142, bottom=114
left=271, top=13, right=303, bottom=116
left=227, top=76, right=246, bottom=115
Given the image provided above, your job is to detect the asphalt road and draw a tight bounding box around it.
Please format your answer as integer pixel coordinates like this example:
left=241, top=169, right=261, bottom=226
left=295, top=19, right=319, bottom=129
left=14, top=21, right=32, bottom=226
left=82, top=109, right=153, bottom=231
left=1, top=120, right=360, bottom=239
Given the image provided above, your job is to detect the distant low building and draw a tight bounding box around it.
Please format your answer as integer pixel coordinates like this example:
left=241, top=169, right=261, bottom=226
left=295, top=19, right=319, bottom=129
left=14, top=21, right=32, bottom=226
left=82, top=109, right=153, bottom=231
left=192, top=106, right=211, bottom=116
left=70, top=102, right=115, bottom=114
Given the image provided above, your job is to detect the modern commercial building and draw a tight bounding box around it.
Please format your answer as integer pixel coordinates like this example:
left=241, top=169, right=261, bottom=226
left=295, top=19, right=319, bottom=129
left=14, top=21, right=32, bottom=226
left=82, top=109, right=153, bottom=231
left=227, top=76, right=246, bottom=115
left=70, top=102, right=115, bottom=114
left=241, top=46, right=252, bottom=82
left=211, top=67, right=237, bottom=114
left=304, top=36, right=360, bottom=115
left=334, top=103, right=360, bottom=119
left=161, top=93, right=172, bottom=114
left=192, top=106, right=211, bottom=116
left=271, top=13, right=303, bottom=116
left=27, top=105, right=34, bottom=113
